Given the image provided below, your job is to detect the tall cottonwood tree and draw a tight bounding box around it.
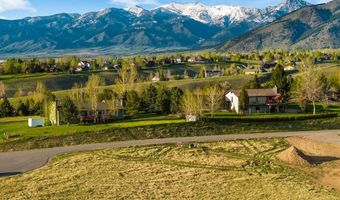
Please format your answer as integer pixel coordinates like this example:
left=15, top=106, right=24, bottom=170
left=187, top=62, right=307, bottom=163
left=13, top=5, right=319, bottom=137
left=182, top=89, right=204, bottom=117
left=86, top=74, right=104, bottom=122
left=300, top=66, right=325, bottom=115
left=0, top=81, right=5, bottom=98
left=70, top=82, right=84, bottom=108
left=33, top=81, right=47, bottom=102
left=205, top=84, right=224, bottom=117
left=116, top=60, right=138, bottom=96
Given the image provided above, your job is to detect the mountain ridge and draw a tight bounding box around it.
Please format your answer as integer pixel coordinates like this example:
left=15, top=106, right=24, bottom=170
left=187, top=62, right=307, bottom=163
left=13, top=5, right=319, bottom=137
left=0, top=0, right=312, bottom=56
left=218, top=0, right=339, bottom=51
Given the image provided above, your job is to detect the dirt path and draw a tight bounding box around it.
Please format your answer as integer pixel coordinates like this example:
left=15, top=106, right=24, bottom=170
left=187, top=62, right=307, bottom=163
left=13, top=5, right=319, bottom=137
left=0, top=129, right=339, bottom=176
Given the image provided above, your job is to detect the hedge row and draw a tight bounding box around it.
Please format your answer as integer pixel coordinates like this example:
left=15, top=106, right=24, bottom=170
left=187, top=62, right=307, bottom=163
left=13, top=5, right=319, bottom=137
left=207, top=113, right=338, bottom=122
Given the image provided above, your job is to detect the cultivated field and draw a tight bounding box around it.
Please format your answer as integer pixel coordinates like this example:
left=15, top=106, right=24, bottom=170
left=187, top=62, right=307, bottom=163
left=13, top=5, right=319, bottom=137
left=0, top=139, right=339, bottom=199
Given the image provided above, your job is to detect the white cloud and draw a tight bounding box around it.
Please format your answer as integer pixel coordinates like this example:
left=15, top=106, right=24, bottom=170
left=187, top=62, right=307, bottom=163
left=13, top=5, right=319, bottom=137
left=0, top=0, right=36, bottom=13
left=109, top=0, right=159, bottom=7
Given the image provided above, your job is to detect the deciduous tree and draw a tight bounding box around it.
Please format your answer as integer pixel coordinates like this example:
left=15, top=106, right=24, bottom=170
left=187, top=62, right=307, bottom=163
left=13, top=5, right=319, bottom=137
left=205, top=84, right=224, bottom=117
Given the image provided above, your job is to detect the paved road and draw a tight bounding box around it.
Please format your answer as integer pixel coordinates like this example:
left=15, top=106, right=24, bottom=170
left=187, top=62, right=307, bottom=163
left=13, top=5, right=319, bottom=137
left=0, top=130, right=339, bottom=176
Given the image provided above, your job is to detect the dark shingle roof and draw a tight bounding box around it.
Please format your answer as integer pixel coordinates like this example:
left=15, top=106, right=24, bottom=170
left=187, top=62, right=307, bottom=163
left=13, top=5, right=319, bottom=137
left=232, top=88, right=279, bottom=97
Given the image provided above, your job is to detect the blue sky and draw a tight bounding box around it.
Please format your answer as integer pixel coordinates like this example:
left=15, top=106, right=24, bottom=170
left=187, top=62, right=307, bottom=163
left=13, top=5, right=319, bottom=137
left=0, top=0, right=331, bottom=19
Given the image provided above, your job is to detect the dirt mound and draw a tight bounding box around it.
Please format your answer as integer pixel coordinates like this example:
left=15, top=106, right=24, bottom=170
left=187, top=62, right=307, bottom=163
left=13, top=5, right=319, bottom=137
left=277, top=146, right=310, bottom=166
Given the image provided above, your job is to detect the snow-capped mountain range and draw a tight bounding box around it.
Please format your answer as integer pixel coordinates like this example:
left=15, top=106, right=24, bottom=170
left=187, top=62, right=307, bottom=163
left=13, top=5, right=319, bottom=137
left=0, top=0, right=312, bottom=56
left=127, top=0, right=311, bottom=25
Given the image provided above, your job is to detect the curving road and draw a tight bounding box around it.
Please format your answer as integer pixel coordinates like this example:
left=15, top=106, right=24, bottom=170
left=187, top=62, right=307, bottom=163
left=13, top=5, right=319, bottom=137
left=0, top=130, right=339, bottom=176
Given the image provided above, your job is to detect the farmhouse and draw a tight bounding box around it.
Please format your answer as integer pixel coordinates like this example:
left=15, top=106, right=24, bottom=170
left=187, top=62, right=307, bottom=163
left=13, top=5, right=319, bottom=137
left=226, top=87, right=281, bottom=114
left=49, top=100, right=124, bottom=124
left=205, top=70, right=223, bottom=78
left=79, top=102, right=124, bottom=123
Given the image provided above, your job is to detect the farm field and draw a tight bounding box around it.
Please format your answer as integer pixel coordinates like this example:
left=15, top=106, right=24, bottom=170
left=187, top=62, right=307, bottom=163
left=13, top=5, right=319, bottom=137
left=0, top=139, right=339, bottom=199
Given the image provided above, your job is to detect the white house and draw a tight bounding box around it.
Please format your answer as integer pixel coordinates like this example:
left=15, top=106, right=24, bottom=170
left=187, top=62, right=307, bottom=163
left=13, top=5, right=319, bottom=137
left=284, top=65, right=297, bottom=71
left=77, top=61, right=91, bottom=71
left=152, top=76, right=160, bottom=82
left=226, top=87, right=281, bottom=114
left=174, top=58, right=183, bottom=63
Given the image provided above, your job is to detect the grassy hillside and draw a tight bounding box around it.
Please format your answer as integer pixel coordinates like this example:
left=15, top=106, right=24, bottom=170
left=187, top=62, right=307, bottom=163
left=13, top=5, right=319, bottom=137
left=2, top=61, right=253, bottom=98
left=0, top=71, right=117, bottom=97
left=0, top=139, right=339, bottom=199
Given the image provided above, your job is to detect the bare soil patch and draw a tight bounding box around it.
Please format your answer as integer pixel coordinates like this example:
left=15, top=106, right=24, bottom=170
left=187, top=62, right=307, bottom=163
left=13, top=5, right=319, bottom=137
left=278, top=136, right=340, bottom=191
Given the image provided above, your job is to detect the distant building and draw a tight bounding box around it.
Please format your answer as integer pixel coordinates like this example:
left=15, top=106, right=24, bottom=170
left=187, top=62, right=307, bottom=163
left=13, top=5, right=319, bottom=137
left=226, top=87, right=281, bottom=114
left=79, top=101, right=124, bottom=123
left=205, top=70, right=223, bottom=78
left=244, top=69, right=258, bottom=75
left=188, top=56, right=206, bottom=63
left=174, top=58, right=183, bottom=64
left=76, top=61, right=91, bottom=72
left=101, top=61, right=112, bottom=71
left=284, top=65, right=297, bottom=71
left=152, top=76, right=160, bottom=83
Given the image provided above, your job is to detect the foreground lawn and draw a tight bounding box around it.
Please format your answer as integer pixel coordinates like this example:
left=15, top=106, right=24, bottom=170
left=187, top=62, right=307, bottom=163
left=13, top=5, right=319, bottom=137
left=0, top=113, right=339, bottom=152
left=0, top=116, right=185, bottom=142
left=0, top=139, right=339, bottom=199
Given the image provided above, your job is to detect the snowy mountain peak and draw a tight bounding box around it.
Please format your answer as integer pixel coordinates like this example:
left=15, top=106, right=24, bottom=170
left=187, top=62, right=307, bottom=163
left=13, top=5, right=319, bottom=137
left=158, top=2, right=248, bottom=24
left=126, top=5, right=146, bottom=16
left=157, top=0, right=311, bottom=25
left=276, top=0, right=311, bottom=12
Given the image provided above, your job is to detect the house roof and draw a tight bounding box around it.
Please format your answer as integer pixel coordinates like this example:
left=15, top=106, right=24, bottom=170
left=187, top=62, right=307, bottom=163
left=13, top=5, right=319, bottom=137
left=230, top=88, right=279, bottom=97
left=79, top=102, right=112, bottom=111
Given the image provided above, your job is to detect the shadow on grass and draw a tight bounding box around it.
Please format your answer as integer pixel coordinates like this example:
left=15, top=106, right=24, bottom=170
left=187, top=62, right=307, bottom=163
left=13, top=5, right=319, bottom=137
left=0, top=172, right=21, bottom=177
left=306, top=155, right=340, bottom=165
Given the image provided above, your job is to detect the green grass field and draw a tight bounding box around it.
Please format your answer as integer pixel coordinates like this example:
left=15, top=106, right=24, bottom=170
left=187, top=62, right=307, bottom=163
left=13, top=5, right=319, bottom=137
left=1, top=139, right=339, bottom=199
left=1, top=71, right=117, bottom=97
left=0, top=112, right=339, bottom=152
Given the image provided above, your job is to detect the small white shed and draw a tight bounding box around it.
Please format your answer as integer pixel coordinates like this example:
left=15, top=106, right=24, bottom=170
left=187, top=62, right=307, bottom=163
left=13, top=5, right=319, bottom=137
left=186, top=115, right=198, bottom=122
left=28, top=118, right=45, bottom=127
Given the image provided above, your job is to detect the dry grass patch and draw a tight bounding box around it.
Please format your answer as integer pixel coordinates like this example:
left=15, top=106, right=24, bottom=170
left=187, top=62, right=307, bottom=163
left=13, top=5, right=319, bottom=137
left=0, top=139, right=339, bottom=200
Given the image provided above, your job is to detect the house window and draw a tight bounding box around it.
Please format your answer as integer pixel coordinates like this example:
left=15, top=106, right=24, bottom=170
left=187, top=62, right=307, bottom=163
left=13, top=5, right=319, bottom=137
left=231, top=96, right=233, bottom=103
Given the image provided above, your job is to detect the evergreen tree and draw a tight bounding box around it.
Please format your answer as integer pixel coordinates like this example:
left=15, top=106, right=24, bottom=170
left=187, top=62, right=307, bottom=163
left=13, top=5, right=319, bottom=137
left=170, top=87, right=184, bottom=114
left=155, top=86, right=171, bottom=115
left=16, top=100, right=29, bottom=116
left=125, top=91, right=141, bottom=116
left=0, top=97, right=14, bottom=117
left=61, top=97, right=78, bottom=125
left=143, top=84, right=158, bottom=113
left=239, top=87, right=249, bottom=115
left=271, top=64, right=290, bottom=100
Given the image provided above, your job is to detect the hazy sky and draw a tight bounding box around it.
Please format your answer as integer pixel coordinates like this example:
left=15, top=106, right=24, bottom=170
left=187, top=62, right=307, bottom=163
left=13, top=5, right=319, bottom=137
left=0, top=0, right=331, bottom=19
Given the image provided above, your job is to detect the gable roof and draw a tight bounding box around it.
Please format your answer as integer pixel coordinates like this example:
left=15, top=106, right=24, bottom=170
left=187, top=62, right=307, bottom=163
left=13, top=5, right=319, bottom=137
left=230, top=87, right=279, bottom=97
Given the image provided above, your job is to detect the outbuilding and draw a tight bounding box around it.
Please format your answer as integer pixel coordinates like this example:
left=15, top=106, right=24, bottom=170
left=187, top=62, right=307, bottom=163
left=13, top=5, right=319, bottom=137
left=28, top=118, right=45, bottom=127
